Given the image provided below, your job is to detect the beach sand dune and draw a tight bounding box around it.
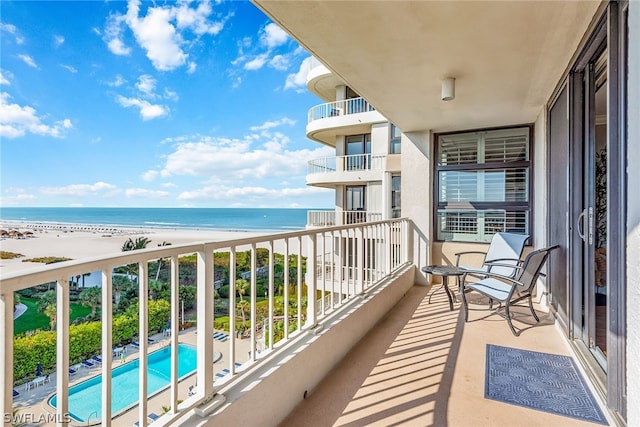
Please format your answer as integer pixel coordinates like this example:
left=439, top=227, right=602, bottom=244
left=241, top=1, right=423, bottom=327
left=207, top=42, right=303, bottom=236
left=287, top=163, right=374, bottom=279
left=0, top=223, right=273, bottom=275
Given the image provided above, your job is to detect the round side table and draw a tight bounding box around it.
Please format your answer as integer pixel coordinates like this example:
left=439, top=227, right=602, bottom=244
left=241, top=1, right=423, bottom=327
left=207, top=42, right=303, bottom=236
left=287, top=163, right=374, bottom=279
left=421, top=265, right=466, bottom=311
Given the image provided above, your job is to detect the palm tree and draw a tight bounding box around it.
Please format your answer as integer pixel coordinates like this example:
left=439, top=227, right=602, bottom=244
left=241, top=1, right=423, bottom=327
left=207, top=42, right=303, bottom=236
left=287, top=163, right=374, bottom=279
left=235, top=279, right=250, bottom=301
left=37, top=290, right=57, bottom=330
left=121, top=236, right=152, bottom=251
left=236, top=299, right=250, bottom=325
left=112, top=275, right=131, bottom=307
left=155, top=241, right=172, bottom=281
left=79, top=287, right=101, bottom=318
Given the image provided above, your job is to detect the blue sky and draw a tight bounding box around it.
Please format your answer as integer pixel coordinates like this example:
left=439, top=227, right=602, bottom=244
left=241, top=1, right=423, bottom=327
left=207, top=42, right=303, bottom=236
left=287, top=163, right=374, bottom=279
left=0, top=0, right=333, bottom=208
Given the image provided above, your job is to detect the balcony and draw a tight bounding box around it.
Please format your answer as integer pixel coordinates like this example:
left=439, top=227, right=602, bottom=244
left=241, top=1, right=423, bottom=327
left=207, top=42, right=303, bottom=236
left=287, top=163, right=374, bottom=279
left=3, top=218, right=611, bottom=426
left=306, top=98, right=386, bottom=145
left=307, top=210, right=383, bottom=227
left=2, top=219, right=417, bottom=426
left=307, top=154, right=386, bottom=187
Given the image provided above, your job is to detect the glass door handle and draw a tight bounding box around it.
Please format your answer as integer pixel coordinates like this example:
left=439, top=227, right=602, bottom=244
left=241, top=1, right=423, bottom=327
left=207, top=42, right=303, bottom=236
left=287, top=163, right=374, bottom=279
left=577, top=209, right=586, bottom=241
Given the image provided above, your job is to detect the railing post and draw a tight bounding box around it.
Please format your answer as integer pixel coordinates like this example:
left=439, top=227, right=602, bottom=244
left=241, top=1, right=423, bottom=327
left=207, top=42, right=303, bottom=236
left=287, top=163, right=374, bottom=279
left=101, top=270, right=113, bottom=426
left=385, top=222, right=392, bottom=275
left=283, top=239, right=289, bottom=339
left=250, top=244, right=257, bottom=362
left=306, top=233, right=317, bottom=329
left=196, top=248, right=214, bottom=399
left=1, top=291, right=13, bottom=427
left=56, top=277, right=70, bottom=427
left=268, top=241, right=274, bottom=351
left=356, top=227, right=364, bottom=295
left=138, top=263, right=149, bottom=426
left=170, top=255, right=179, bottom=412
left=229, top=248, right=236, bottom=366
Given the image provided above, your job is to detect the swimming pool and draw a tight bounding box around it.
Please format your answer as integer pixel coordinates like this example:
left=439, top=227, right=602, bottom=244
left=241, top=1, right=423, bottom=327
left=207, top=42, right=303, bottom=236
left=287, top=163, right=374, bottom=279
left=48, top=343, right=197, bottom=423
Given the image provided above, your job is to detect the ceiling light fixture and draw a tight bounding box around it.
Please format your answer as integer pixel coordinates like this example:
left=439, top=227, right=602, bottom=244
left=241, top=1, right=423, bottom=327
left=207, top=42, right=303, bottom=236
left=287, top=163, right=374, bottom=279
left=441, top=78, right=456, bottom=101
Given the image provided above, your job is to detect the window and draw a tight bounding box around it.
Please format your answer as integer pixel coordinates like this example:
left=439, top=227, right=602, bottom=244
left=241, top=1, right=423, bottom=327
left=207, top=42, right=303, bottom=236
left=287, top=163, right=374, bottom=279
left=390, top=124, right=401, bottom=154
left=435, top=126, right=532, bottom=242
left=391, top=175, right=401, bottom=218
left=345, top=185, right=366, bottom=224
left=345, top=134, right=371, bottom=171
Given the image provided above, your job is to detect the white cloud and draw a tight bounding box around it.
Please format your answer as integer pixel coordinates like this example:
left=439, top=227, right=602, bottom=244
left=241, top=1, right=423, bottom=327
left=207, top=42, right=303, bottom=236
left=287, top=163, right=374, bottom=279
left=142, top=170, right=159, bottom=181
left=269, top=55, right=289, bottom=71
left=160, top=132, right=333, bottom=183
left=1, top=23, right=24, bottom=44
left=125, top=188, right=169, bottom=198
left=108, top=75, right=127, bottom=87
left=163, top=88, right=178, bottom=101
left=0, top=92, right=73, bottom=139
left=61, top=64, right=77, bottom=73
left=0, top=69, right=12, bottom=85
left=244, top=53, right=268, bottom=71
left=105, top=14, right=131, bottom=55
left=260, top=23, right=288, bottom=49
left=18, top=54, right=37, bottom=68
left=107, top=0, right=226, bottom=72
left=285, top=56, right=312, bottom=92
left=187, top=61, right=197, bottom=74
left=40, top=182, right=118, bottom=197
left=249, top=117, right=296, bottom=132
left=177, top=184, right=330, bottom=202
left=116, top=95, right=168, bottom=120
left=136, top=74, right=156, bottom=96
left=53, top=35, right=65, bottom=47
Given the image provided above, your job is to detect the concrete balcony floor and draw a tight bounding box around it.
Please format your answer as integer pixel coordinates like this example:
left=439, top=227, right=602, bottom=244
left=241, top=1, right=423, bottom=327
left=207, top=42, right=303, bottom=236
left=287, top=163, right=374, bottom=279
left=279, top=284, right=611, bottom=427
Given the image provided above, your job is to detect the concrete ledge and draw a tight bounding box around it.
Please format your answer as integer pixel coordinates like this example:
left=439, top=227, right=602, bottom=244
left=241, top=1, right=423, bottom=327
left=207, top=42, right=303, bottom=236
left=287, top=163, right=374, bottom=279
left=185, top=264, right=416, bottom=426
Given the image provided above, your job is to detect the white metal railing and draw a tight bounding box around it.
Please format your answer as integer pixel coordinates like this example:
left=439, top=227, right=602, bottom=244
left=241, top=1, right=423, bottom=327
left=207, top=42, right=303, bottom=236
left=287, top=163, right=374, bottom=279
left=307, top=97, right=376, bottom=123
left=342, top=210, right=383, bottom=225
left=307, top=210, right=336, bottom=227
left=308, top=154, right=386, bottom=175
left=0, top=219, right=410, bottom=426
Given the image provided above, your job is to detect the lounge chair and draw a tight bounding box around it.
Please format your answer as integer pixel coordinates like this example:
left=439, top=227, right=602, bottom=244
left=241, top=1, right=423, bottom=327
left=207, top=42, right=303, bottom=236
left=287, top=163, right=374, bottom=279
left=455, top=232, right=529, bottom=278
left=81, top=360, right=95, bottom=368
left=460, top=245, right=558, bottom=336
left=91, top=356, right=102, bottom=365
left=68, top=367, right=77, bottom=376
left=133, top=412, right=160, bottom=426
left=13, top=389, right=19, bottom=397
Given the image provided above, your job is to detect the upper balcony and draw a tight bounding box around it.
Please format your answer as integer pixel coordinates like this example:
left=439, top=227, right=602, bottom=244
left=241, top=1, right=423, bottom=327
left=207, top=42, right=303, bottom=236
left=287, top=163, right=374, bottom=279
left=307, top=153, right=386, bottom=187
left=306, top=98, right=387, bottom=146
left=307, top=209, right=383, bottom=228
left=305, top=58, right=341, bottom=101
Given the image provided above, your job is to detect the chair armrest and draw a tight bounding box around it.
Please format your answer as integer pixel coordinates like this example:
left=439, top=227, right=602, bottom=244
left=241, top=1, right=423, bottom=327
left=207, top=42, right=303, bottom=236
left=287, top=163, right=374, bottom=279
left=454, top=250, right=487, bottom=266
left=461, top=270, right=524, bottom=288
left=484, top=258, right=523, bottom=273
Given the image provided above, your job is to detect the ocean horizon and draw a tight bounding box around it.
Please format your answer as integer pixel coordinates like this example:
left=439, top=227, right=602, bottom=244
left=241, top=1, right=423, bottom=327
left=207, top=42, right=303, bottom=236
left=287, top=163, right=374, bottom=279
left=0, top=207, right=326, bottom=232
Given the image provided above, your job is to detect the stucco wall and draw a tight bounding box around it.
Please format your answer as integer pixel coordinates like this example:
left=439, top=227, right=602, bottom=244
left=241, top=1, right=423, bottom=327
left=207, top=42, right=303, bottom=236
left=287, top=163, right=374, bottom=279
left=627, top=2, right=640, bottom=425
left=401, top=130, right=431, bottom=274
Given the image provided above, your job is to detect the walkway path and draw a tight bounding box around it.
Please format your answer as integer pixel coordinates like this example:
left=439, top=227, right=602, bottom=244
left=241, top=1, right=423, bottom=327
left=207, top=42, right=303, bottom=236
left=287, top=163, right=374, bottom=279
left=13, top=303, right=27, bottom=320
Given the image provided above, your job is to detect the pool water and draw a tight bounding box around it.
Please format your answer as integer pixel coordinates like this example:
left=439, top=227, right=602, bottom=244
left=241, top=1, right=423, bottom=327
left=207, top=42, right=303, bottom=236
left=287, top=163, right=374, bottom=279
left=49, top=344, right=197, bottom=423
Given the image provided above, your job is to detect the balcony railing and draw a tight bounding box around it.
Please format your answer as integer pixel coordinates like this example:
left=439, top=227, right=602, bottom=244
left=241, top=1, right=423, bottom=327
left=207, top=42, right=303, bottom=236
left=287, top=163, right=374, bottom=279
left=0, top=219, right=410, bottom=426
left=307, top=97, right=376, bottom=123
left=307, top=210, right=383, bottom=227
left=308, top=154, right=386, bottom=175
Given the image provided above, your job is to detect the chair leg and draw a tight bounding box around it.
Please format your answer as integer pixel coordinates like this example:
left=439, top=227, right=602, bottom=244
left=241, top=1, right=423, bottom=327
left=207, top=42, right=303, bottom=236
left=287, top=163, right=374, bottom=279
left=527, top=295, right=540, bottom=322
left=504, top=303, right=519, bottom=336
left=461, top=285, right=469, bottom=322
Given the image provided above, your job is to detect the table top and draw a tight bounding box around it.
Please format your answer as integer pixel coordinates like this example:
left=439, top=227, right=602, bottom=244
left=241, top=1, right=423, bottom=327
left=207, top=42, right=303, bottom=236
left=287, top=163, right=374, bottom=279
left=421, top=265, right=466, bottom=276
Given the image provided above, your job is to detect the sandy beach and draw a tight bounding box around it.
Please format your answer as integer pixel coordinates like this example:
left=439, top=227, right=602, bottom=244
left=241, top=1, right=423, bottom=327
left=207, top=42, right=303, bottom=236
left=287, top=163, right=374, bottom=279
left=0, top=221, right=271, bottom=275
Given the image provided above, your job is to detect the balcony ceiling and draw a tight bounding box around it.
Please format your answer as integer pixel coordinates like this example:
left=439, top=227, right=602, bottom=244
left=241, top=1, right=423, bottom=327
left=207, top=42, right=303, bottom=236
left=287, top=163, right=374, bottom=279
left=253, top=0, right=602, bottom=133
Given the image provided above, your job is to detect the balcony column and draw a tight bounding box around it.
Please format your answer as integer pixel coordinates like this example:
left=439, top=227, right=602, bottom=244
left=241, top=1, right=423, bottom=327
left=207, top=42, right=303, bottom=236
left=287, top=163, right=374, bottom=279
left=1, top=291, right=13, bottom=427
left=56, top=277, right=70, bottom=427
left=228, top=248, right=236, bottom=365
left=196, top=248, right=214, bottom=398
left=382, top=172, right=392, bottom=220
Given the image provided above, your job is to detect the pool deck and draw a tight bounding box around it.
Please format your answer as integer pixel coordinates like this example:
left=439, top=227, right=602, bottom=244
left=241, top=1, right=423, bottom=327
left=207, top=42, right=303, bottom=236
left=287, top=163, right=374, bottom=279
left=12, top=328, right=251, bottom=426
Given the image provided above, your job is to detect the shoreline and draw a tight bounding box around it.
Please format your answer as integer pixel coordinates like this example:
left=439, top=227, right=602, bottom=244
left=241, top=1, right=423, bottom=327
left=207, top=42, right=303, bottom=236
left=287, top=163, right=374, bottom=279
left=0, top=220, right=275, bottom=275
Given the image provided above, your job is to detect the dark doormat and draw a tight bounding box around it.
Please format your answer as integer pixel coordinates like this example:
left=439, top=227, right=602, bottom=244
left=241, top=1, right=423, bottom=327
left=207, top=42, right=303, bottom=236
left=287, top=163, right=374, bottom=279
left=485, top=344, right=608, bottom=424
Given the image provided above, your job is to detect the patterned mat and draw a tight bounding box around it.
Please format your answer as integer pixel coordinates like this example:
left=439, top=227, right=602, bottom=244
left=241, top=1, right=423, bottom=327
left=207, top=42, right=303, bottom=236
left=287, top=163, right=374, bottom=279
left=485, top=344, right=607, bottom=424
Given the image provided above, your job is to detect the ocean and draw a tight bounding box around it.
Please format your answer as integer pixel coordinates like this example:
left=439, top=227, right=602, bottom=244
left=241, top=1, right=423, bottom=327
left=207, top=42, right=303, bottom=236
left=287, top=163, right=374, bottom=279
left=0, top=207, right=316, bottom=232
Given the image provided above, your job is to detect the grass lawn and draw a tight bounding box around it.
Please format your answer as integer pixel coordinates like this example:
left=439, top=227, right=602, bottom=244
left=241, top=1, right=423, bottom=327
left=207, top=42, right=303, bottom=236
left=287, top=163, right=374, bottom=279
left=14, top=297, right=94, bottom=335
